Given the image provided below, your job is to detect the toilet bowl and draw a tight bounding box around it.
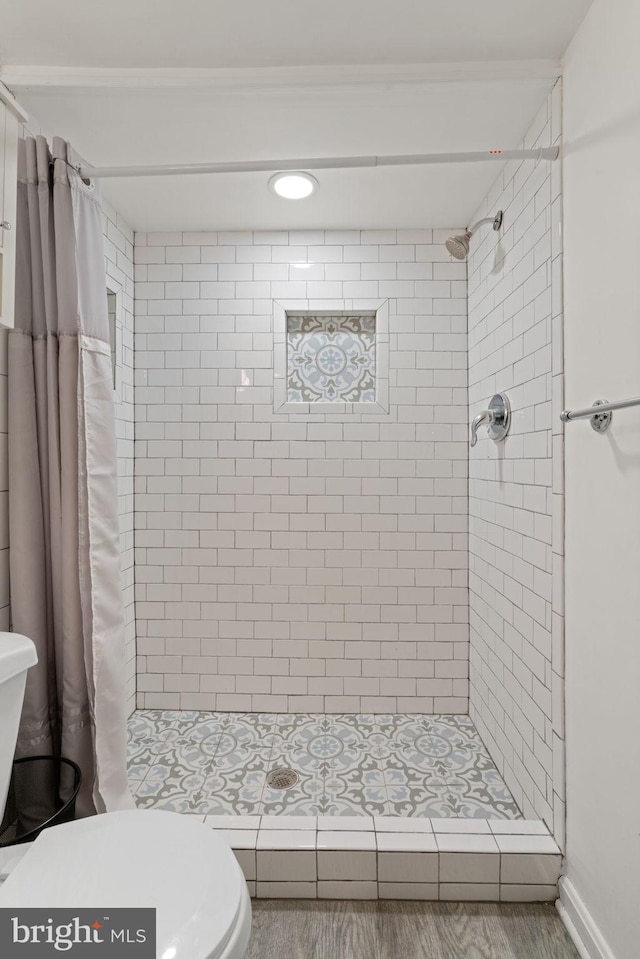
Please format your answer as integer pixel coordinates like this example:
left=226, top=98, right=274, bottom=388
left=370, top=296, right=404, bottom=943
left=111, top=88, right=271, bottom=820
left=0, top=633, right=251, bottom=959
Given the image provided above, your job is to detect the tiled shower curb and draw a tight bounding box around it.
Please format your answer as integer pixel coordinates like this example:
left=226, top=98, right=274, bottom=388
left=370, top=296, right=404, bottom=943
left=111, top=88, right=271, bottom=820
left=194, top=813, right=562, bottom=901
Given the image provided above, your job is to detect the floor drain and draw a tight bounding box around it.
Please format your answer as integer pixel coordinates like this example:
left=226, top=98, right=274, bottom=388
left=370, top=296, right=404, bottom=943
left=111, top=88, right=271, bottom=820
left=266, top=767, right=299, bottom=790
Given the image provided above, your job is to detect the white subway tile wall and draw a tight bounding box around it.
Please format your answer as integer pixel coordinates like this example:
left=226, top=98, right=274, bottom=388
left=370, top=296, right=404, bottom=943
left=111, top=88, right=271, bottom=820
left=103, top=201, right=137, bottom=715
left=466, top=83, right=564, bottom=841
left=133, top=230, right=469, bottom=713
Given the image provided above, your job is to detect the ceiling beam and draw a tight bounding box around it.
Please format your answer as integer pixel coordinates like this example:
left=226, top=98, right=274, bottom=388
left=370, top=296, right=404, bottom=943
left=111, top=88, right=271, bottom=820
left=0, top=60, right=562, bottom=94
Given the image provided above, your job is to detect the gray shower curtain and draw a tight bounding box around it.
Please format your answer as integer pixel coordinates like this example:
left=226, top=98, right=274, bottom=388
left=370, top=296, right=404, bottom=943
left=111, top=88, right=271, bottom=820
left=7, top=136, right=133, bottom=817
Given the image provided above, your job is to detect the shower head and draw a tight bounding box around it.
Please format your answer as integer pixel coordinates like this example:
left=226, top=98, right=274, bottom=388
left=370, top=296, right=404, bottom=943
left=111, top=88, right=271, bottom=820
left=445, top=210, right=503, bottom=261
left=445, top=232, right=471, bottom=260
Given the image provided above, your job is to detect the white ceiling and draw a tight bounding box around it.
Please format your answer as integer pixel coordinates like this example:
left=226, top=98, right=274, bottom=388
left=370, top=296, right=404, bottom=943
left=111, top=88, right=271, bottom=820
left=0, top=0, right=592, bottom=68
left=0, top=0, right=592, bottom=231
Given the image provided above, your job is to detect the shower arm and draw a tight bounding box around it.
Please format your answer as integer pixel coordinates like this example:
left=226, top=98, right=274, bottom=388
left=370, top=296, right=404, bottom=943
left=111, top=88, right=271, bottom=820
left=467, top=212, right=504, bottom=236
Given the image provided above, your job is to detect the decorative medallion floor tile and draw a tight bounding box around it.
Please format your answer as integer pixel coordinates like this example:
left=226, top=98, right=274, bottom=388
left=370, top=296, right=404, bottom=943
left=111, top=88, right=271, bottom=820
left=194, top=755, right=270, bottom=816
left=126, top=764, right=149, bottom=782
left=324, top=760, right=388, bottom=817
left=127, top=709, right=207, bottom=741
left=127, top=712, right=522, bottom=820
left=260, top=776, right=326, bottom=817
left=132, top=768, right=207, bottom=814
left=287, top=314, right=376, bottom=404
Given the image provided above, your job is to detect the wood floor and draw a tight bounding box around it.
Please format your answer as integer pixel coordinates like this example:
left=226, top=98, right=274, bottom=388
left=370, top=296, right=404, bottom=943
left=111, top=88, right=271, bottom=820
left=246, top=900, right=579, bottom=959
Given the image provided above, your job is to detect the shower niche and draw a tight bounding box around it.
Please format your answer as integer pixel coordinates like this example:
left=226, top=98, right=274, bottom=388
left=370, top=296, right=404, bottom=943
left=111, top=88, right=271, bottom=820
left=288, top=313, right=375, bottom=403
left=273, top=300, right=389, bottom=414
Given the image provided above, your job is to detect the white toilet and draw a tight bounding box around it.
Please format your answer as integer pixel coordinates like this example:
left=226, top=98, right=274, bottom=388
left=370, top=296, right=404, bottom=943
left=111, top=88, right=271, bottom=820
left=0, top=633, right=252, bottom=959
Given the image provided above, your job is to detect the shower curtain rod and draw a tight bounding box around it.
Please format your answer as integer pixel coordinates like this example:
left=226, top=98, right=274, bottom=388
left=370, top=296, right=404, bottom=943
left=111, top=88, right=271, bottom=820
left=75, top=146, right=559, bottom=179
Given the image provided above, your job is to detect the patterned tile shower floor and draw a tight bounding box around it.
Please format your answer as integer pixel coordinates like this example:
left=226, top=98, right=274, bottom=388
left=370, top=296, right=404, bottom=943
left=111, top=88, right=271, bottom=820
left=127, top=712, right=522, bottom=819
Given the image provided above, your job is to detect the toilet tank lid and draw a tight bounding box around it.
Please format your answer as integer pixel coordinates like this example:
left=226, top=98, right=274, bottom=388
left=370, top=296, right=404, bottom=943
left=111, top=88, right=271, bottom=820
left=0, top=810, right=245, bottom=959
left=0, top=633, right=38, bottom=683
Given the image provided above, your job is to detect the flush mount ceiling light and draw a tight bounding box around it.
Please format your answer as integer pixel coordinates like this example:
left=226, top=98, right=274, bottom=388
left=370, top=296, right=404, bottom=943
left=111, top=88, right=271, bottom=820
left=269, top=171, right=318, bottom=199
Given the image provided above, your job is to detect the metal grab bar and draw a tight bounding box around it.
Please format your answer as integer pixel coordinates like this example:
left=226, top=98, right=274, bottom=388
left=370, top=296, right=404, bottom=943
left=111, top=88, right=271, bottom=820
left=560, top=396, right=640, bottom=433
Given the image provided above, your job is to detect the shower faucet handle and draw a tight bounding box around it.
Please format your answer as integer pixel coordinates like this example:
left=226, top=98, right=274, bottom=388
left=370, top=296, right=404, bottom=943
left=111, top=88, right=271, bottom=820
left=470, top=392, right=511, bottom=448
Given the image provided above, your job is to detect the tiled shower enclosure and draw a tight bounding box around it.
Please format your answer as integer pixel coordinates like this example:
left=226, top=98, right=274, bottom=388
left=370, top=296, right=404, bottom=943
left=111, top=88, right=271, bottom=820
left=125, top=85, right=565, bottom=877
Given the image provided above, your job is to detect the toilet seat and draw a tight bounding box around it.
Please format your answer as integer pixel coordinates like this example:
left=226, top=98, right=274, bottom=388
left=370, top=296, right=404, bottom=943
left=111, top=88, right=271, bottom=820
left=0, top=809, right=251, bottom=959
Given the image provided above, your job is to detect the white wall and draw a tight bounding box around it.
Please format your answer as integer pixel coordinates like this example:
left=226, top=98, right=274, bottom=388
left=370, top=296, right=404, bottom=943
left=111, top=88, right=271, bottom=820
left=562, top=1, right=640, bottom=957
left=467, top=85, right=565, bottom=839
left=133, top=229, right=470, bottom=713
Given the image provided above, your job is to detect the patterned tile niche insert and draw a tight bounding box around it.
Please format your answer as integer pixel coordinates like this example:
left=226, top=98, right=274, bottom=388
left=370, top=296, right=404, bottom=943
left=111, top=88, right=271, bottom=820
left=287, top=313, right=375, bottom=403
left=127, top=712, right=523, bottom=819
